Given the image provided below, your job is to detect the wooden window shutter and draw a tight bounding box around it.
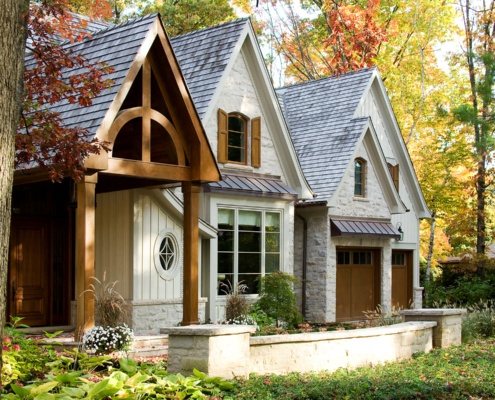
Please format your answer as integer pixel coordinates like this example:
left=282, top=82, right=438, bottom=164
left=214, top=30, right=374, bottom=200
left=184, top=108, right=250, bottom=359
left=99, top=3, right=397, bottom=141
left=251, top=116, right=261, bottom=168
left=217, top=108, right=228, bottom=163
left=391, top=164, right=399, bottom=191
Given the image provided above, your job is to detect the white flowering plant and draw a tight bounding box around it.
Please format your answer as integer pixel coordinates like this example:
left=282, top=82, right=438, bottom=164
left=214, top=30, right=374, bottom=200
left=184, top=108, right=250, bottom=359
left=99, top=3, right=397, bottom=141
left=82, top=324, right=133, bottom=355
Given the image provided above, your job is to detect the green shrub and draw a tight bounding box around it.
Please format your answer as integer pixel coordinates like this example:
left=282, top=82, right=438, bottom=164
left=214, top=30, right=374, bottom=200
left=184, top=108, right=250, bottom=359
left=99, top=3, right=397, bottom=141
left=255, top=272, right=302, bottom=328
left=462, top=300, right=495, bottom=343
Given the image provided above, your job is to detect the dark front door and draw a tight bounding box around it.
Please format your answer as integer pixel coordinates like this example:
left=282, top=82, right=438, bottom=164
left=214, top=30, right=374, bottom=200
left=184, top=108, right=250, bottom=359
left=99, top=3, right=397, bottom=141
left=8, top=218, right=50, bottom=326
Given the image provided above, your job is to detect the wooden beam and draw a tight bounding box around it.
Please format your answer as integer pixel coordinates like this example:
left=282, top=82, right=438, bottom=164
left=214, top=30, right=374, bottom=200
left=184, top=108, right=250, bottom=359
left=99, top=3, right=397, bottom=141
left=181, top=181, right=201, bottom=326
left=75, top=174, right=97, bottom=341
left=106, top=158, right=191, bottom=181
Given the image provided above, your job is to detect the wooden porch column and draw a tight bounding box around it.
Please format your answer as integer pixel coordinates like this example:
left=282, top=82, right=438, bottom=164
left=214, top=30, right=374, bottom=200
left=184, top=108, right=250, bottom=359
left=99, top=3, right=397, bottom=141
left=75, top=174, right=97, bottom=341
left=181, top=181, right=201, bottom=326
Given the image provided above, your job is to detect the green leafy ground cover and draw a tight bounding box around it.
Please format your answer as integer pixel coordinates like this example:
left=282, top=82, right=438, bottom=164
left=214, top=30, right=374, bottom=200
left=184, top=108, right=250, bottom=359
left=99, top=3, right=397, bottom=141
left=225, top=340, right=495, bottom=399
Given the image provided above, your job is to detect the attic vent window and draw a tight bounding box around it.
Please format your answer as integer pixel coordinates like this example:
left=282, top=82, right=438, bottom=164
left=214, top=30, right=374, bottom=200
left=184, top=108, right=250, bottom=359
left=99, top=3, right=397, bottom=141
left=154, top=228, right=181, bottom=280
left=228, top=115, right=246, bottom=163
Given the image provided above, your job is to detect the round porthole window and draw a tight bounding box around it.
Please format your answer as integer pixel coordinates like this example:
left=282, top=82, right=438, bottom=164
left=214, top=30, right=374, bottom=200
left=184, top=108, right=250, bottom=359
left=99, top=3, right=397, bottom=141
left=153, top=228, right=181, bottom=280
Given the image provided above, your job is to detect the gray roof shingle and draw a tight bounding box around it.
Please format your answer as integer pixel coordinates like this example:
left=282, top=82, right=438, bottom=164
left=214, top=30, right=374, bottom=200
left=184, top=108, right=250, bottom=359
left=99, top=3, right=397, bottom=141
left=170, top=19, right=248, bottom=119
left=276, top=68, right=375, bottom=201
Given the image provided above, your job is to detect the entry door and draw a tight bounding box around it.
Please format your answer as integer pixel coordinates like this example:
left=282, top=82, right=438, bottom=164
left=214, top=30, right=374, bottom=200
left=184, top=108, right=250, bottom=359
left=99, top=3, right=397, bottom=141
left=336, top=249, right=380, bottom=321
left=391, top=251, right=413, bottom=309
left=8, top=219, right=50, bottom=326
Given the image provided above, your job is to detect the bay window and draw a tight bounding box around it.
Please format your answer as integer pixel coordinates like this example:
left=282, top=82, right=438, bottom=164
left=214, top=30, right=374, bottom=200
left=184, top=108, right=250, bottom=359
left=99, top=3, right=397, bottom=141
left=217, top=208, right=281, bottom=295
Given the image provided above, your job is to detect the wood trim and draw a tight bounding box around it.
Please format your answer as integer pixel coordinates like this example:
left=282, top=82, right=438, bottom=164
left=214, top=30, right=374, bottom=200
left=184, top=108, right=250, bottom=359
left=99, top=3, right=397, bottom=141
left=217, top=109, right=228, bottom=163
left=251, top=116, right=261, bottom=168
left=142, top=59, right=151, bottom=162
left=106, top=158, right=191, bottom=181
left=75, top=174, right=97, bottom=340
left=390, top=164, right=399, bottom=191
left=181, top=181, right=201, bottom=325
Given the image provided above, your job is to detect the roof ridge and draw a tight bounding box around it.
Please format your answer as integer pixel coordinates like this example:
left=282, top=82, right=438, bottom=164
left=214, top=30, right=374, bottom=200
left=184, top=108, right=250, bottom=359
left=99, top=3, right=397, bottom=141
left=170, top=17, right=249, bottom=40
left=88, top=13, right=157, bottom=38
left=277, top=67, right=376, bottom=92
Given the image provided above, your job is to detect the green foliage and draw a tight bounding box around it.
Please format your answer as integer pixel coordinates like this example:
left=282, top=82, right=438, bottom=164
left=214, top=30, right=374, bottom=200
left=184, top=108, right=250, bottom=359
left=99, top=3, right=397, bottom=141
left=255, top=272, right=302, bottom=328
left=144, top=0, right=237, bottom=37
left=462, top=300, right=495, bottom=343
left=2, top=318, right=53, bottom=388
left=226, top=340, right=495, bottom=399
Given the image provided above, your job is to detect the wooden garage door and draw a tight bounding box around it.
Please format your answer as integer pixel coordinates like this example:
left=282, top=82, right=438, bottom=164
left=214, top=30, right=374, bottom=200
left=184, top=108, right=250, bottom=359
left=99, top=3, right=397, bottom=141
left=392, top=251, right=413, bottom=309
left=336, top=249, right=380, bottom=321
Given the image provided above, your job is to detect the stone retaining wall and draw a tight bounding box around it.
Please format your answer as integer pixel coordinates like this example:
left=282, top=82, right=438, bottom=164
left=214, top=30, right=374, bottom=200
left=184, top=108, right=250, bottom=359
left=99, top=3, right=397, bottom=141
left=161, top=309, right=465, bottom=378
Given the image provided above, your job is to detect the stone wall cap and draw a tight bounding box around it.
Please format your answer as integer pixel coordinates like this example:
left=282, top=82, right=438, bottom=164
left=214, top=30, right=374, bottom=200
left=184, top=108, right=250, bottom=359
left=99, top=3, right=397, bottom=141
left=400, top=308, right=467, bottom=316
left=160, top=324, right=257, bottom=336
left=250, top=321, right=437, bottom=345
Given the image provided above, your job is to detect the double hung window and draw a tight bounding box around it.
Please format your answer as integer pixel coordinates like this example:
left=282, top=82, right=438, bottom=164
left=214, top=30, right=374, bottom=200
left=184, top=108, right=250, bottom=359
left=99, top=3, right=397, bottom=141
left=217, top=208, right=281, bottom=295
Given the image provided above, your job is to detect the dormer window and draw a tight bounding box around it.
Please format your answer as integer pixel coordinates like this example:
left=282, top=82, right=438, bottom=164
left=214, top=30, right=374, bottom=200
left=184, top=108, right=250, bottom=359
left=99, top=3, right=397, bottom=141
left=218, top=109, right=261, bottom=167
left=354, top=158, right=366, bottom=197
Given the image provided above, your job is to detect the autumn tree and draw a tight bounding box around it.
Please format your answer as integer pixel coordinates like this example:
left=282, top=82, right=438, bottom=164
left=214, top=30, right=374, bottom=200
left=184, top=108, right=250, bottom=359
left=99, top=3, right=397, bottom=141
left=454, top=0, right=495, bottom=256
left=142, top=0, right=250, bottom=37
left=0, top=0, right=29, bottom=354
left=1, top=0, right=113, bottom=347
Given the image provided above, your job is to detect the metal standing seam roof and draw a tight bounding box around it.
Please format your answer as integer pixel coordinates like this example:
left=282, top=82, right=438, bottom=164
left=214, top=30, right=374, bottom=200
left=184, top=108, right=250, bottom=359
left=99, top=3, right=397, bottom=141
left=205, top=173, right=298, bottom=200
left=330, top=219, right=401, bottom=239
left=276, top=68, right=375, bottom=202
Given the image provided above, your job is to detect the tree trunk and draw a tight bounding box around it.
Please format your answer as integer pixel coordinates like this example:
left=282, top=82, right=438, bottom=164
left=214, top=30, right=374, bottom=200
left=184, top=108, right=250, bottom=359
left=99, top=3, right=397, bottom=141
left=426, top=211, right=436, bottom=283
left=0, top=0, right=28, bottom=354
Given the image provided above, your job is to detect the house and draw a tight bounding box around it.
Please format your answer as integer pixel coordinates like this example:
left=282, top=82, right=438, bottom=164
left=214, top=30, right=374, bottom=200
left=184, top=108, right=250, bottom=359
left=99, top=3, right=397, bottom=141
left=8, top=13, right=428, bottom=334
left=277, top=69, right=430, bottom=322
left=8, top=14, right=312, bottom=333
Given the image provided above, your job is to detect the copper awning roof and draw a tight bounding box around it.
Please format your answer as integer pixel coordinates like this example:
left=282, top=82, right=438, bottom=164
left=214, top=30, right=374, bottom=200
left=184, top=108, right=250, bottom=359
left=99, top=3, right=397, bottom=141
left=331, top=219, right=401, bottom=239
left=204, top=172, right=298, bottom=200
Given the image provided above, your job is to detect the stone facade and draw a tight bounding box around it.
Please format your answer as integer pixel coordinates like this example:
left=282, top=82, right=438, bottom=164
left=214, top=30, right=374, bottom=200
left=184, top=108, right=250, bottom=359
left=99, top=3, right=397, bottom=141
left=129, top=298, right=207, bottom=334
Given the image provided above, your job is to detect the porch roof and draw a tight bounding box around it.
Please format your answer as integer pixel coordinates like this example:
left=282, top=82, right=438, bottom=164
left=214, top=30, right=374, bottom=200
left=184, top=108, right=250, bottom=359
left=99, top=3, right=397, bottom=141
left=204, top=172, right=298, bottom=200
left=330, top=219, right=401, bottom=239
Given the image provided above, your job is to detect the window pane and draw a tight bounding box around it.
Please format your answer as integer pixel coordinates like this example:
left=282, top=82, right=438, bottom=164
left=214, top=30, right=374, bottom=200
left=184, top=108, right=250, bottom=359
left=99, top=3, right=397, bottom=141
left=218, top=253, right=233, bottom=274
left=239, top=252, right=261, bottom=274
left=266, top=212, right=280, bottom=232
left=218, top=230, right=234, bottom=251
left=338, top=251, right=350, bottom=264
left=218, top=274, right=234, bottom=295
left=228, top=146, right=243, bottom=162
left=355, top=160, right=363, bottom=196
left=238, top=274, right=259, bottom=294
left=239, top=231, right=261, bottom=252
left=265, top=253, right=280, bottom=273
left=228, top=116, right=244, bottom=132
left=228, top=131, right=244, bottom=147
left=218, top=209, right=234, bottom=228
left=265, top=232, right=280, bottom=252
left=239, top=210, right=261, bottom=230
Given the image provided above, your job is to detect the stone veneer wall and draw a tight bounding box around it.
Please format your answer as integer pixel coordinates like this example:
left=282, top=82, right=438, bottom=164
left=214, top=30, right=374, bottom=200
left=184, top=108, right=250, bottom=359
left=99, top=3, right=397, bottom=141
left=130, top=298, right=207, bottom=334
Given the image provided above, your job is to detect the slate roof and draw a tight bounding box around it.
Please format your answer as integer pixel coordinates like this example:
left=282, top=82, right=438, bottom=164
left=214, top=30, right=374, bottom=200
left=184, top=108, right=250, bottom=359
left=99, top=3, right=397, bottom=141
left=25, top=14, right=157, bottom=139
left=170, top=19, right=248, bottom=119
left=276, top=68, right=375, bottom=201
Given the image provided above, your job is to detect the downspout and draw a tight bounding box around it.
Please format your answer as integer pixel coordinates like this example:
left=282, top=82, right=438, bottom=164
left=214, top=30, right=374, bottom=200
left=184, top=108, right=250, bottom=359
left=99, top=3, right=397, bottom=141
left=297, top=213, right=308, bottom=320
